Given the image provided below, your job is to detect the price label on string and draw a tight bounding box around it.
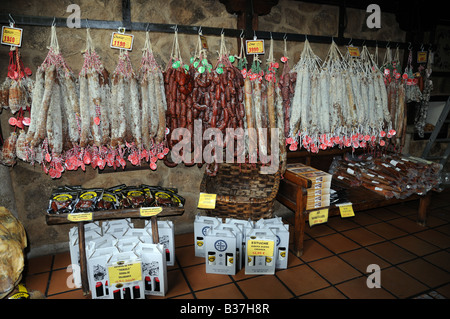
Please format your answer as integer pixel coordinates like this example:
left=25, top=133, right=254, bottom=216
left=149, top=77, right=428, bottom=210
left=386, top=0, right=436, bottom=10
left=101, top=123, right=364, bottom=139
left=197, top=193, right=217, bottom=209
left=246, top=39, right=265, bottom=55
left=110, top=31, right=134, bottom=51
left=347, top=46, right=360, bottom=57
left=337, top=203, right=355, bottom=218
left=417, top=51, right=427, bottom=63
left=309, top=208, right=328, bottom=226
left=1, top=26, right=22, bottom=47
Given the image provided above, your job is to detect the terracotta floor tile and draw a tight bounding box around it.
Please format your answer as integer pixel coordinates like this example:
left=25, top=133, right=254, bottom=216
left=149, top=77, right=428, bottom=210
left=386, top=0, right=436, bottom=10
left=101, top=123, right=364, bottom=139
left=352, top=213, right=381, bottom=226
left=316, top=233, right=360, bottom=254
left=276, top=264, right=330, bottom=296
left=326, top=216, right=360, bottom=232
left=300, top=239, right=333, bottom=262
left=335, top=276, right=396, bottom=299
left=387, top=217, right=427, bottom=234
left=397, top=259, right=450, bottom=288
left=47, top=268, right=74, bottom=296
left=24, top=272, right=49, bottom=296
left=165, top=269, right=191, bottom=298
left=367, top=207, right=401, bottom=220
left=425, top=215, right=449, bottom=228
left=231, top=268, right=257, bottom=281
left=366, top=222, right=408, bottom=240
left=385, top=203, right=417, bottom=217
left=176, top=245, right=204, bottom=268
left=341, top=228, right=385, bottom=246
left=436, top=283, right=450, bottom=299
left=298, top=286, right=347, bottom=299
left=392, top=235, right=440, bottom=256
left=424, top=250, right=450, bottom=272
left=176, top=232, right=194, bottom=247
left=308, top=256, right=361, bottom=284
left=194, top=283, right=245, bottom=299
left=25, top=254, right=53, bottom=275
left=171, top=292, right=195, bottom=299
left=414, top=229, right=450, bottom=249
left=378, top=267, right=428, bottom=298
left=286, top=250, right=303, bottom=267
left=46, top=289, right=89, bottom=299
left=182, top=264, right=232, bottom=292
left=53, top=251, right=72, bottom=270
left=339, top=248, right=391, bottom=272
left=237, top=275, right=294, bottom=299
left=304, top=223, right=335, bottom=238
left=367, top=241, right=416, bottom=264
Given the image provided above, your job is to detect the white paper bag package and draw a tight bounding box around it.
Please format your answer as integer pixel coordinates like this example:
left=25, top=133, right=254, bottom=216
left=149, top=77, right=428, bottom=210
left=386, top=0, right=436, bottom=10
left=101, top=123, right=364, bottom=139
left=245, top=228, right=277, bottom=275
left=194, top=214, right=222, bottom=257
left=144, top=220, right=175, bottom=266
left=107, top=251, right=145, bottom=299
left=204, top=227, right=237, bottom=275
left=135, top=242, right=168, bottom=296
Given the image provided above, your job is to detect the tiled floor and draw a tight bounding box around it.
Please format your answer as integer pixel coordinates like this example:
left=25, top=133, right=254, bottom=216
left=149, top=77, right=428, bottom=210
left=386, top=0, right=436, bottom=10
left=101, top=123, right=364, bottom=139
left=23, top=188, right=450, bottom=299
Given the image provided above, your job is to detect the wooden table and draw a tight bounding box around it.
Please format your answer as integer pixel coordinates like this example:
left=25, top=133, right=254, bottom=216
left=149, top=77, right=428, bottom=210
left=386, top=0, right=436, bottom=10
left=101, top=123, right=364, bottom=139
left=46, top=207, right=184, bottom=295
left=276, top=170, right=431, bottom=257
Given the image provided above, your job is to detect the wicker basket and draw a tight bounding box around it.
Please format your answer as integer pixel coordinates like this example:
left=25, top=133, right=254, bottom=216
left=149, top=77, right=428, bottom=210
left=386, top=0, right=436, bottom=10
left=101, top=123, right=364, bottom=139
left=199, top=163, right=281, bottom=220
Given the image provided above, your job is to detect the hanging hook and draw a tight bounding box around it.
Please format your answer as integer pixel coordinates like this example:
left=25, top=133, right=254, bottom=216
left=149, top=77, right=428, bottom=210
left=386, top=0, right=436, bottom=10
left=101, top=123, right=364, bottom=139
left=253, top=30, right=257, bottom=40
left=221, top=28, right=224, bottom=35
left=408, top=42, right=412, bottom=51
left=52, top=17, right=56, bottom=27
left=85, top=19, right=90, bottom=29
left=198, top=26, right=202, bottom=35
left=8, top=14, right=15, bottom=27
left=240, top=29, right=244, bottom=38
left=386, top=41, right=390, bottom=48
left=283, top=33, right=287, bottom=40
left=348, top=37, right=352, bottom=46
left=145, top=23, right=150, bottom=32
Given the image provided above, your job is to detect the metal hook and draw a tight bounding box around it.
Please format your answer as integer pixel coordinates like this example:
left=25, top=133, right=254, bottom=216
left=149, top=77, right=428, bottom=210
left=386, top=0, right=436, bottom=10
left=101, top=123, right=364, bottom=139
left=408, top=42, right=412, bottom=51
left=283, top=33, right=287, bottom=40
left=348, top=37, right=352, bottom=46
left=8, top=14, right=15, bottom=26
left=198, top=26, right=202, bottom=35
left=146, top=23, right=150, bottom=32
left=221, top=28, right=224, bottom=35
left=240, top=29, right=244, bottom=38
left=270, top=31, right=272, bottom=39
left=85, top=19, right=90, bottom=29
left=52, top=17, right=56, bottom=27
left=386, top=41, right=390, bottom=48
left=253, top=30, right=257, bottom=40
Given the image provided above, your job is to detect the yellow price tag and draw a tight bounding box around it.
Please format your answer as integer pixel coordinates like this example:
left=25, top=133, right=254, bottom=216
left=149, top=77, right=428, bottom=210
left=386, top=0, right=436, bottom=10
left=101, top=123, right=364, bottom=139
left=108, top=261, right=142, bottom=284
left=417, top=51, right=427, bottom=63
left=338, top=204, right=355, bottom=218
left=246, top=40, right=265, bottom=55
left=1, top=26, right=22, bottom=47
left=110, top=32, right=134, bottom=51
left=67, top=212, right=93, bottom=222
left=348, top=46, right=360, bottom=57
left=200, top=35, right=208, bottom=50
left=139, top=206, right=162, bottom=217
left=247, top=239, right=274, bottom=256
left=309, top=208, right=328, bottom=226
left=198, top=193, right=217, bottom=209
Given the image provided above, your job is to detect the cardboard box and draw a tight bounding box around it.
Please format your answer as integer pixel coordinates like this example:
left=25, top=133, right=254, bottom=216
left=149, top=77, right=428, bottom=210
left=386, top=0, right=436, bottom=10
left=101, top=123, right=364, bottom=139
left=245, top=228, right=277, bottom=275
left=87, top=245, right=118, bottom=299
left=194, top=214, right=222, bottom=257
left=204, top=227, right=237, bottom=275
left=145, top=220, right=175, bottom=266
left=214, top=223, right=243, bottom=272
left=135, top=243, right=168, bottom=296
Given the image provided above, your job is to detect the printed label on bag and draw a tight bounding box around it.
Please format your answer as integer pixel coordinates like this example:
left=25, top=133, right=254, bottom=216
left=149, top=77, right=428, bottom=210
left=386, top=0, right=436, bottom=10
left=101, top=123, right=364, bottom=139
left=1, top=26, right=22, bottom=47
left=309, top=208, right=328, bottom=226
left=110, top=32, right=134, bottom=50
left=197, top=193, right=216, bottom=209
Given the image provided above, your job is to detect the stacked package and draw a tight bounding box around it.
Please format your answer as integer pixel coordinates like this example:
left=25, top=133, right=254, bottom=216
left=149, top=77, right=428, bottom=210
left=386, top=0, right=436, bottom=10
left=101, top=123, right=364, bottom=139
left=69, top=218, right=174, bottom=299
left=194, top=214, right=289, bottom=276
left=330, top=153, right=443, bottom=199
left=286, top=163, right=332, bottom=210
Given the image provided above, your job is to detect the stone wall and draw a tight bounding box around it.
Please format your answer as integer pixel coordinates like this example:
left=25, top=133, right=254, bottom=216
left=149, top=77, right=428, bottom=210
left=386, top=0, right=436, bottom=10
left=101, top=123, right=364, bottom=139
left=0, top=0, right=407, bottom=257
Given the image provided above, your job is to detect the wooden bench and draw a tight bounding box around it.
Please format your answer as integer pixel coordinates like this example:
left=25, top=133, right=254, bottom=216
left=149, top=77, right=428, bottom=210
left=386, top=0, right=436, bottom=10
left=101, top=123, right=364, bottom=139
left=276, top=149, right=431, bottom=257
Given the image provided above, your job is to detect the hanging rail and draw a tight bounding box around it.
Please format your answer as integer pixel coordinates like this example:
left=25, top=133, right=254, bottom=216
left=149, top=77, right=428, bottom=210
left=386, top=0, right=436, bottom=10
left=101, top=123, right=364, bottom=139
left=0, top=13, right=418, bottom=50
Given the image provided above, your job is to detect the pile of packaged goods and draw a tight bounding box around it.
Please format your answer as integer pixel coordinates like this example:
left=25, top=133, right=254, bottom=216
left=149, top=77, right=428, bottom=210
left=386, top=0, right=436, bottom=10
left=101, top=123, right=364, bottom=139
left=194, top=215, right=289, bottom=276
left=47, top=184, right=185, bottom=214
left=69, top=218, right=174, bottom=299
left=286, top=163, right=332, bottom=210
left=330, top=153, right=443, bottom=199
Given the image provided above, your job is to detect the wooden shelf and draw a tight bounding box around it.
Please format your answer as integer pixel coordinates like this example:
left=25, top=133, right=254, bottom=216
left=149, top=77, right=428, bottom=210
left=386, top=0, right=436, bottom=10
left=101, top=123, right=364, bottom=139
left=45, top=206, right=184, bottom=225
